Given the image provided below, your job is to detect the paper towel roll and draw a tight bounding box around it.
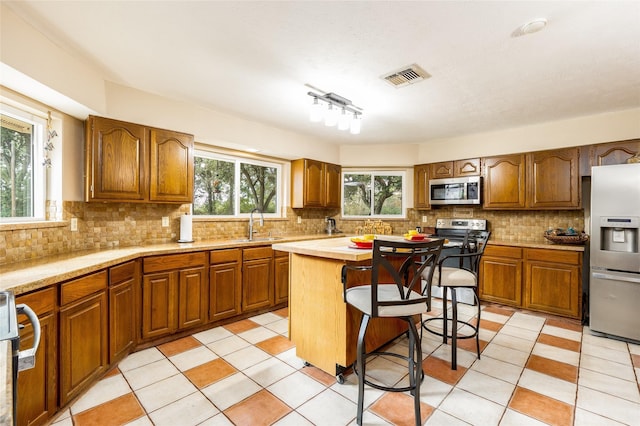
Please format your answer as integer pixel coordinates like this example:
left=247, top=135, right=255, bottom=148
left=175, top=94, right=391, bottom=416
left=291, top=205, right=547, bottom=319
left=179, top=214, right=193, bottom=242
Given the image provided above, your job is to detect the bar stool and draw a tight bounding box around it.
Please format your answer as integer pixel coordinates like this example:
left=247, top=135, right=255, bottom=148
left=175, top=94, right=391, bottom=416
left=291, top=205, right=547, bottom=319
left=342, top=238, right=443, bottom=426
left=422, top=231, right=491, bottom=370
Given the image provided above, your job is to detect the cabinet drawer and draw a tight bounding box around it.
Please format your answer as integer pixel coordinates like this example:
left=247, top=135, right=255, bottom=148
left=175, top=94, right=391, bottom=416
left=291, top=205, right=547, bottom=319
left=484, top=245, right=522, bottom=259
left=243, top=247, right=273, bottom=261
left=110, top=260, right=137, bottom=286
left=210, top=248, right=242, bottom=264
left=274, top=250, right=288, bottom=258
left=16, top=287, right=56, bottom=317
left=525, top=248, right=581, bottom=265
left=60, top=271, right=108, bottom=306
left=143, top=252, right=207, bottom=273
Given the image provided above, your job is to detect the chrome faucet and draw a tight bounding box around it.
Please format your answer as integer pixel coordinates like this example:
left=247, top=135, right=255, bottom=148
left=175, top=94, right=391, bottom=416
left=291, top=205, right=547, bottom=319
left=248, top=208, right=264, bottom=241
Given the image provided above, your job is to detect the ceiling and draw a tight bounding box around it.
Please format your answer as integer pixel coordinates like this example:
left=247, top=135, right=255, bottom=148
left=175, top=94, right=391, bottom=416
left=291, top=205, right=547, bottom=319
left=5, top=1, right=640, bottom=145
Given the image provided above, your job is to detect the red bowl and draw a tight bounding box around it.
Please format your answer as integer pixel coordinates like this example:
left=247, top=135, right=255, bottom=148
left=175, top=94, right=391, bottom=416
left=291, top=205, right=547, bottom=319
left=353, top=240, right=373, bottom=249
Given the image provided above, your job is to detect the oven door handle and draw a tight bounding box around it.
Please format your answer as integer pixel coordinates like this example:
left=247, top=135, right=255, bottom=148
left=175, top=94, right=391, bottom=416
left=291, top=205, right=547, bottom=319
left=592, top=272, right=640, bottom=284
left=16, top=303, right=40, bottom=372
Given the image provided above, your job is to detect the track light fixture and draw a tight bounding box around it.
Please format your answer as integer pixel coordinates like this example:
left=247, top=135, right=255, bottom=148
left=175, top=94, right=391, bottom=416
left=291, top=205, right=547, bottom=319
left=307, top=91, right=363, bottom=134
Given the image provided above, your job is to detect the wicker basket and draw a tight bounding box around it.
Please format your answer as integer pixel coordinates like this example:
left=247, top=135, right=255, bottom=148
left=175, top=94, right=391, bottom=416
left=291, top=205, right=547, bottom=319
left=544, top=231, right=589, bottom=245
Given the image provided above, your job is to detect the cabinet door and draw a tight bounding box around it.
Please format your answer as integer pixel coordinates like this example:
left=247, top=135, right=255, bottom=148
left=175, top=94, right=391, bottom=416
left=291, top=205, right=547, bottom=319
left=178, top=266, right=208, bottom=330
left=591, top=139, right=640, bottom=169
left=483, top=154, right=526, bottom=209
left=429, top=161, right=454, bottom=179
left=141, top=272, right=177, bottom=340
left=528, top=148, right=580, bottom=209
left=86, top=116, right=147, bottom=202
left=209, top=261, right=242, bottom=322
left=59, top=291, right=108, bottom=406
left=303, top=159, right=325, bottom=207
left=413, top=164, right=430, bottom=209
left=479, top=246, right=523, bottom=307
left=324, top=162, right=342, bottom=208
left=454, top=158, right=481, bottom=177
left=16, top=313, right=56, bottom=426
left=274, top=252, right=289, bottom=305
left=149, top=128, right=194, bottom=203
left=243, top=256, right=274, bottom=312
left=109, top=280, right=136, bottom=363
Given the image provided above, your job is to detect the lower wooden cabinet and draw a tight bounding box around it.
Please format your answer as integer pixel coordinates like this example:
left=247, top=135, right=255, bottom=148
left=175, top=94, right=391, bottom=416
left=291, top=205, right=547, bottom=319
left=109, top=261, right=138, bottom=364
left=209, top=249, right=242, bottom=322
left=242, top=247, right=274, bottom=312
left=141, top=252, right=208, bottom=340
left=480, top=245, right=583, bottom=319
left=273, top=250, right=289, bottom=306
left=16, top=288, right=57, bottom=426
left=59, top=277, right=108, bottom=406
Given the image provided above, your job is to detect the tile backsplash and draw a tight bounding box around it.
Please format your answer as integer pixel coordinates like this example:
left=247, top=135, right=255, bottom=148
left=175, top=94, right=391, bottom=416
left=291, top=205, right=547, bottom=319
left=0, top=202, right=584, bottom=265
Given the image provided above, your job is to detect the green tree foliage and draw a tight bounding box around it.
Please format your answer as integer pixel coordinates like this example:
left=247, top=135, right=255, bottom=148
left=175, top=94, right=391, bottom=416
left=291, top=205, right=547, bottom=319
left=240, top=163, right=276, bottom=213
left=0, top=126, right=33, bottom=218
left=343, top=173, right=402, bottom=216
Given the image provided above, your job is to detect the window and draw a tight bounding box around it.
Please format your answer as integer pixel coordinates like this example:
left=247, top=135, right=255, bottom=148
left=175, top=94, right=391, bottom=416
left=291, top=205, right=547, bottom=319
left=0, top=104, right=46, bottom=221
left=193, top=151, right=282, bottom=217
left=342, top=171, right=406, bottom=218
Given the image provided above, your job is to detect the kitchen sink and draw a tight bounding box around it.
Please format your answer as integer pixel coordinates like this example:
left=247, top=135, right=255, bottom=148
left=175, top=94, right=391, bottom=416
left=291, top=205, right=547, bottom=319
left=232, top=237, right=283, bottom=243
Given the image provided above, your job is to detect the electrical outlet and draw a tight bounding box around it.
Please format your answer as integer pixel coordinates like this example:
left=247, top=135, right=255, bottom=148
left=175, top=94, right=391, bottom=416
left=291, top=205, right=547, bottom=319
left=162, top=216, right=170, bottom=227
left=297, top=216, right=302, bottom=224
left=70, top=217, right=78, bottom=232
left=422, top=215, right=428, bottom=223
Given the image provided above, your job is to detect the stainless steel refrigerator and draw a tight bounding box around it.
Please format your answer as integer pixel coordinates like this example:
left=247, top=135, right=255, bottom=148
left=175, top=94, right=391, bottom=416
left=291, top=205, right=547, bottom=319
left=589, top=163, right=640, bottom=342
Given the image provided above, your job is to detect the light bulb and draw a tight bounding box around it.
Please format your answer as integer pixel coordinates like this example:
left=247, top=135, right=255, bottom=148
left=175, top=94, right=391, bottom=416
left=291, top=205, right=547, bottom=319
left=309, top=97, right=322, bottom=122
left=324, top=104, right=338, bottom=127
left=350, top=113, right=361, bottom=134
left=338, top=108, right=350, bottom=130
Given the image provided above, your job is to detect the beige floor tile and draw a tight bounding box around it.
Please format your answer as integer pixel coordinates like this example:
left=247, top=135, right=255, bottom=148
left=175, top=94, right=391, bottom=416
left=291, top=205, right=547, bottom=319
left=576, top=386, right=640, bottom=425
left=134, top=373, right=198, bottom=413
left=123, top=358, right=180, bottom=390
left=491, top=333, right=536, bottom=353
left=196, top=413, right=234, bottom=426
left=579, top=353, right=636, bottom=381
left=272, top=411, right=315, bottom=426
left=206, top=335, right=250, bottom=356
left=330, top=373, right=386, bottom=407
left=581, top=341, right=632, bottom=365
left=201, top=372, right=262, bottom=411
left=264, top=318, right=289, bottom=335
left=424, top=409, right=470, bottom=426
left=192, top=326, right=233, bottom=345
left=237, top=325, right=279, bottom=344
left=499, top=408, right=549, bottom=426
left=296, top=389, right=357, bottom=426
left=439, top=387, right=505, bottom=426
left=249, top=311, right=283, bottom=325
left=499, top=324, right=540, bottom=341
left=583, top=331, right=630, bottom=352
left=540, top=324, right=582, bottom=342
left=118, top=347, right=165, bottom=372
left=148, top=392, right=219, bottom=426
left=70, top=373, right=131, bottom=414
left=480, top=311, right=511, bottom=325
left=573, top=407, right=627, bottom=426
left=243, top=356, right=296, bottom=387
left=470, top=356, right=524, bottom=384
left=457, top=369, right=516, bottom=406
left=267, top=371, right=326, bottom=409
left=222, top=345, right=271, bottom=371
left=483, top=342, right=530, bottom=367
left=531, top=342, right=580, bottom=366
left=169, top=345, right=218, bottom=371
left=518, top=368, right=577, bottom=405
left=578, top=368, right=640, bottom=403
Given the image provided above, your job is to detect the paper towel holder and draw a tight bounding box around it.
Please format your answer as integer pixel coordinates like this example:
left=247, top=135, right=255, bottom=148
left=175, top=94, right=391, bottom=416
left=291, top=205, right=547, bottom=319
left=177, top=213, right=195, bottom=243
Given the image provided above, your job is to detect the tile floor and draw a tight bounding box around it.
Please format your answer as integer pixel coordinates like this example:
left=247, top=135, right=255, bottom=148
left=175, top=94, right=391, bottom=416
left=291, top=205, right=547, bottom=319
left=49, top=302, right=640, bottom=426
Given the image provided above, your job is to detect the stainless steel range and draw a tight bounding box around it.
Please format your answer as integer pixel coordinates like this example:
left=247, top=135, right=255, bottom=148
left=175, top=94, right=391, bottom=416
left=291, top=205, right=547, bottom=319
left=431, top=218, right=488, bottom=305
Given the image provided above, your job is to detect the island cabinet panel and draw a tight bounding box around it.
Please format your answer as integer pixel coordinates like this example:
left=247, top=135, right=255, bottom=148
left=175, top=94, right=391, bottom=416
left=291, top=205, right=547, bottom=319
left=16, top=288, right=57, bottom=426
left=242, top=247, right=274, bottom=312
left=141, top=252, right=207, bottom=340
left=209, top=249, right=242, bottom=322
left=291, top=158, right=342, bottom=208
left=273, top=250, right=289, bottom=306
left=413, top=164, right=430, bottom=209
left=524, top=249, right=582, bottom=318
left=85, top=115, right=194, bottom=203
left=479, top=246, right=523, bottom=307
left=482, top=154, right=527, bottom=209
left=59, top=272, right=108, bottom=406
left=528, top=148, right=580, bottom=209
left=108, top=261, right=138, bottom=364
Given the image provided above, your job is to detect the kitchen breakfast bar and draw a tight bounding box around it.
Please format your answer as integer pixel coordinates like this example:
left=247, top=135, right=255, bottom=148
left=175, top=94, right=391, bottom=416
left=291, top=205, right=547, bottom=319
left=272, top=237, right=409, bottom=382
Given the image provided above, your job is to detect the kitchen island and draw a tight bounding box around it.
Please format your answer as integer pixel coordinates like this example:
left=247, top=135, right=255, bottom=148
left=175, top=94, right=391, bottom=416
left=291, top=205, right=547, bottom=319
left=272, top=236, right=410, bottom=381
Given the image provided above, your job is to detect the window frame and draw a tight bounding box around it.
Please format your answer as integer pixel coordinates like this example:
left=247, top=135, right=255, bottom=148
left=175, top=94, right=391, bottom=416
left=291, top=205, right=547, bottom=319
left=193, top=149, right=283, bottom=219
left=0, top=102, right=47, bottom=223
left=341, top=169, right=407, bottom=219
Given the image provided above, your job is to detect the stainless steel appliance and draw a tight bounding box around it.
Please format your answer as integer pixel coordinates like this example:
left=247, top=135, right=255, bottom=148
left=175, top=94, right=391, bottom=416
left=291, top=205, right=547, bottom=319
left=429, top=176, right=481, bottom=205
left=590, top=163, right=640, bottom=342
left=432, top=218, right=488, bottom=304
left=0, top=291, right=40, bottom=426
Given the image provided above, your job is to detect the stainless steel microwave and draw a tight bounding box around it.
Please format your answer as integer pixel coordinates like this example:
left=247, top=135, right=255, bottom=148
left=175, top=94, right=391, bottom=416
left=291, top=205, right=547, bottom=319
left=429, top=176, right=481, bottom=205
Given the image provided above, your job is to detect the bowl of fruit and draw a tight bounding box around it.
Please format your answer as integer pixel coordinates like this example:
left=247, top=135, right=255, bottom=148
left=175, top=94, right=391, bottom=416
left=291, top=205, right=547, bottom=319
left=403, top=229, right=430, bottom=241
left=350, top=234, right=375, bottom=249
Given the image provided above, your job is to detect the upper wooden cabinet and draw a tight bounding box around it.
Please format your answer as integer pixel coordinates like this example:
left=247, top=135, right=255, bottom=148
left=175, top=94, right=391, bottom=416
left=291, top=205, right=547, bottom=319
left=429, top=158, right=480, bottom=179
left=85, top=115, right=194, bottom=203
left=581, top=139, right=640, bottom=175
left=483, top=148, right=580, bottom=209
left=413, top=164, right=430, bottom=210
left=291, top=158, right=341, bottom=208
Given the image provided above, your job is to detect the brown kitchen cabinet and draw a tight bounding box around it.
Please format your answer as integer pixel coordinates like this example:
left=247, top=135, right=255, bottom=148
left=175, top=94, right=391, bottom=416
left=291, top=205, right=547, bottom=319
left=483, top=148, right=580, bottom=209
left=273, top=250, right=289, bottom=305
left=242, top=247, right=274, bottom=312
left=413, top=163, right=430, bottom=209
left=209, top=249, right=242, bottom=322
left=16, top=288, right=57, bottom=426
left=85, top=115, right=194, bottom=203
left=582, top=139, right=640, bottom=175
left=524, top=249, right=582, bottom=319
left=291, top=158, right=342, bottom=208
left=429, top=158, right=480, bottom=179
left=141, top=252, right=208, bottom=340
left=58, top=271, right=109, bottom=406
left=108, top=261, right=138, bottom=364
left=479, top=245, right=523, bottom=307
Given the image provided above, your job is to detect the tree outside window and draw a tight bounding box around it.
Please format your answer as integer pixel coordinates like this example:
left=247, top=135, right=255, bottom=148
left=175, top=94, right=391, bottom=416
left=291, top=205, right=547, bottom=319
left=342, top=171, right=405, bottom=218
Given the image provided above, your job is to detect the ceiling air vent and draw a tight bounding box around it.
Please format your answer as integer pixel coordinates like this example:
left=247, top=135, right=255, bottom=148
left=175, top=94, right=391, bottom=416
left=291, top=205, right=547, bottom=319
left=381, top=64, right=431, bottom=88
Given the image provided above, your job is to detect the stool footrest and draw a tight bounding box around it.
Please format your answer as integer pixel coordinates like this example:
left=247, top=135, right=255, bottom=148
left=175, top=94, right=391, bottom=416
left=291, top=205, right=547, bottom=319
left=354, top=350, right=423, bottom=393
left=422, top=317, right=479, bottom=340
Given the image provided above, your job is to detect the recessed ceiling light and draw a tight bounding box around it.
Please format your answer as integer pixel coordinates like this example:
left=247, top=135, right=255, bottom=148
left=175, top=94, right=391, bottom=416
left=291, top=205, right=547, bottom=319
left=511, top=18, right=547, bottom=38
